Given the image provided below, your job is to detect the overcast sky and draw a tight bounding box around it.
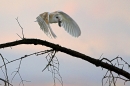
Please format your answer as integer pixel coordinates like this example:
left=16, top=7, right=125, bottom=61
left=0, top=0, right=130, bottom=86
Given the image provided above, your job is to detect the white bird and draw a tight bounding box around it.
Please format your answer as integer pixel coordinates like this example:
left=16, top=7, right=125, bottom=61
left=36, top=11, right=81, bottom=38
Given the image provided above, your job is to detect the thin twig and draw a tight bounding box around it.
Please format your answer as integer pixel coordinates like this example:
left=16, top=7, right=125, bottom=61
left=43, top=50, right=63, bottom=86
left=101, top=56, right=130, bottom=86
left=42, top=50, right=56, bottom=72
left=0, top=78, right=13, bottom=86
left=0, top=49, right=53, bottom=68
left=11, top=59, right=22, bottom=83
left=0, top=53, right=9, bottom=86
left=16, top=33, right=22, bottom=39
left=15, top=17, right=25, bottom=39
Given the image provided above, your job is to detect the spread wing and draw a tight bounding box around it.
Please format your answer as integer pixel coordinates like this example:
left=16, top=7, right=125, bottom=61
left=58, top=11, right=81, bottom=37
left=36, top=14, right=57, bottom=38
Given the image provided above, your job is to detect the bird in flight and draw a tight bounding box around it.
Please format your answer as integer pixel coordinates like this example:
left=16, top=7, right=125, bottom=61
left=36, top=11, right=81, bottom=38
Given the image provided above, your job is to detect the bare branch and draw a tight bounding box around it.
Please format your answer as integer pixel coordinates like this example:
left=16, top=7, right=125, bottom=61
left=0, top=54, right=9, bottom=86
left=42, top=50, right=63, bottom=86
left=42, top=50, right=56, bottom=72
left=0, top=39, right=130, bottom=81
left=15, top=17, right=25, bottom=39
left=0, top=49, right=53, bottom=68
left=0, top=49, right=55, bottom=85
left=0, top=78, right=13, bottom=86
left=11, top=59, right=22, bottom=84
left=16, top=33, right=23, bottom=39
left=101, top=56, right=130, bottom=86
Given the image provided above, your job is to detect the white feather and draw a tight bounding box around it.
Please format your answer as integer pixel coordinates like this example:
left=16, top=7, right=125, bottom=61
left=36, top=13, right=57, bottom=38
left=58, top=11, right=81, bottom=37
left=36, top=11, right=81, bottom=38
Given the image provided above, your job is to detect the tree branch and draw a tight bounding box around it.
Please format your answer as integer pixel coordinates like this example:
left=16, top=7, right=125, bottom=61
left=0, top=38, right=130, bottom=80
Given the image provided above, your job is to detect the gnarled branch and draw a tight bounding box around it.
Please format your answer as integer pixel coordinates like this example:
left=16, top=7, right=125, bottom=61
left=0, top=38, right=130, bottom=81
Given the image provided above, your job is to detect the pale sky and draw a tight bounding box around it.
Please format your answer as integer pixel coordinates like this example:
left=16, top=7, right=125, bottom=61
left=0, top=0, right=130, bottom=86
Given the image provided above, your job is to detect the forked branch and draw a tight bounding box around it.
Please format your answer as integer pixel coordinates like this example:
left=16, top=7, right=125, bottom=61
left=0, top=39, right=130, bottom=81
left=101, top=56, right=130, bottom=86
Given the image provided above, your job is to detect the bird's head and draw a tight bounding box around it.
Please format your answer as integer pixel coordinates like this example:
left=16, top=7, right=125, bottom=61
left=51, top=13, right=62, bottom=23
